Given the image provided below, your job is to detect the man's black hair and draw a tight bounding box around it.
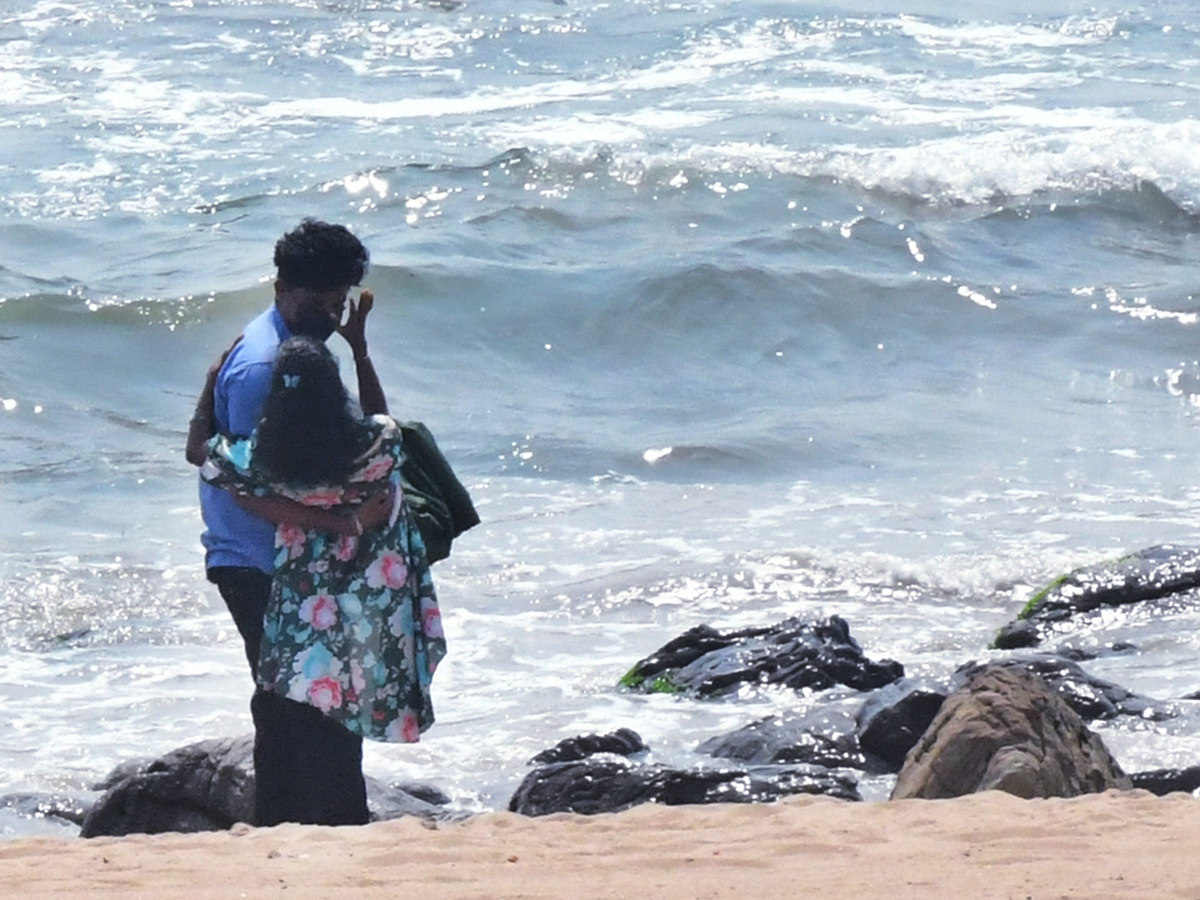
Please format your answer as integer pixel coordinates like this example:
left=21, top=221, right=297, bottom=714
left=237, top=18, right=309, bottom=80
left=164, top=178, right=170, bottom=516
left=255, top=336, right=367, bottom=487
left=274, top=218, right=369, bottom=291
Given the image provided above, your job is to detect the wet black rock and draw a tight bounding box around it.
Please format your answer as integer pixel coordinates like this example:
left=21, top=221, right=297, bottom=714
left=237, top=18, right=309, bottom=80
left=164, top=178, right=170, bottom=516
left=994, top=545, right=1200, bottom=649
left=80, top=734, right=461, bottom=837
left=508, top=758, right=860, bottom=816
left=855, top=678, right=948, bottom=770
left=530, top=728, right=648, bottom=764
left=386, top=781, right=453, bottom=807
left=365, top=778, right=463, bottom=823
left=620, top=615, right=903, bottom=698
left=954, top=655, right=1175, bottom=722
left=81, top=736, right=255, bottom=837
left=0, top=793, right=94, bottom=827
left=699, top=679, right=949, bottom=775
left=1055, top=643, right=1138, bottom=661
left=698, top=703, right=876, bottom=772
left=1130, top=766, right=1200, bottom=796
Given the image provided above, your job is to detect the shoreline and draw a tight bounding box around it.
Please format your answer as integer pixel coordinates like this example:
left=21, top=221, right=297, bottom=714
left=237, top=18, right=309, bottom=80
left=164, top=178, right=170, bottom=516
left=3, top=790, right=1198, bottom=899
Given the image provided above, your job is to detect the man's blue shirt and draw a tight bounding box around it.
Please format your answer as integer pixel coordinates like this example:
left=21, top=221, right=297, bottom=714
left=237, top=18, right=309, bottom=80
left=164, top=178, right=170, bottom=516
left=200, top=306, right=292, bottom=573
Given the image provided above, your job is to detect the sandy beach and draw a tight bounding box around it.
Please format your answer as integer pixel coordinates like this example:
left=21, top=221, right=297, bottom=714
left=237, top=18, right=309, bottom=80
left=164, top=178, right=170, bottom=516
left=3, top=790, right=1198, bottom=899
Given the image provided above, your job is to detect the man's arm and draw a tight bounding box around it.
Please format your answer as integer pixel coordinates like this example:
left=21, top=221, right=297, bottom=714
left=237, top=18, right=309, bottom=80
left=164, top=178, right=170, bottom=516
left=339, top=289, right=388, bottom=417
left=233, top=487, right=395, bottom=536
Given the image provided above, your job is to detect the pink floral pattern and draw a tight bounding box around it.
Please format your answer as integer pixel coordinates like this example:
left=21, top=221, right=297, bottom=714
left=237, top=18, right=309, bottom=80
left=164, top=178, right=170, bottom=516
left=299, top=593, right=339, bottom=631
left=308, top=676, right=343, bottom=712
left=333, top=534, right=359, bottom=562
left=205, top=416, right=445, bottom=743
left=354, top=455, right=395, bottom=483
left=365, top=551, right=408, bottom=590
left=384, top=713, right=421, bottom=743
left=298, top=489, right=343, bottom=508
left=278, top=524, right=308, bottom=560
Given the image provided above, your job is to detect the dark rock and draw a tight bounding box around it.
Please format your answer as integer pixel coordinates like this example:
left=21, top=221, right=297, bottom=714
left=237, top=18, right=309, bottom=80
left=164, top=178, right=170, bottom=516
left=81, top=734, right=461, bottom=837
left=700, top=680, right=949, bottom=776
left=699, top=703, right=879, bottom=772
left=530, top=728, right=648, bottom=764
left=0, top=793, right=96, bottom=827
left=365, top=777, right=467, bottom=823
left=994, top=545, right=1200, bottom=649
left=510, top=759, right=652, bottom=816
left=992, top=618, right=1041, bottom=649
left=81, top=736, right=255, bottom=838
left=620, top=615, right=903, bottom=698
left=508, top=758, right=860, bottom=816
left=386, top=780, right=453, bottom=808
left=954, top=654, right=1174, bottom=721
left=1054, top=643, right=1137, bottom=662
left=856, top=678, right=948, bottom=770
left=891, top=665, right=1132, bottom=800
left=1129, top=766, right=1200, bottom=796
left=93, top=757, right=153, bottom=792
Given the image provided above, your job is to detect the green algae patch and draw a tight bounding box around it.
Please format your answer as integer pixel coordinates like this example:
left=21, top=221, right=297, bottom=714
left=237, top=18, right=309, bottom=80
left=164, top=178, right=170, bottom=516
left=619, top=668, right=685, bottom=694
left=1018, top=573, right=1069, bottom=620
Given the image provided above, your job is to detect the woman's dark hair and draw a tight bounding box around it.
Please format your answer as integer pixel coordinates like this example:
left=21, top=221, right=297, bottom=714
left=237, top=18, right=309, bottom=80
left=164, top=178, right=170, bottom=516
left=274, top=218, right=369, bottom=291
left=254, top=337, right=364, bottom=487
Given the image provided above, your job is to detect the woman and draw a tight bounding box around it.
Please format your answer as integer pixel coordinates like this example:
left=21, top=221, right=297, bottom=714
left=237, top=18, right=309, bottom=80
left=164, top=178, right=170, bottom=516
left=197, top=336, right=445, bottom=825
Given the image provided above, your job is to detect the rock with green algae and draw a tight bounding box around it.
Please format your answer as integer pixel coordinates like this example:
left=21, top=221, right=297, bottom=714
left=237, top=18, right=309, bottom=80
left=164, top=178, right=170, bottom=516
left=993, top=544, right=1200, bottom=650
left=619, top=615, right=903, bottom=698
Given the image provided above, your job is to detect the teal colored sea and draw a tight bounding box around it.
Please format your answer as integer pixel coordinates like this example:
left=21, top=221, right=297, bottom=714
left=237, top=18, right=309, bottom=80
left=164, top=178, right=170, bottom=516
left=4, top=0, right=1200, bottom=836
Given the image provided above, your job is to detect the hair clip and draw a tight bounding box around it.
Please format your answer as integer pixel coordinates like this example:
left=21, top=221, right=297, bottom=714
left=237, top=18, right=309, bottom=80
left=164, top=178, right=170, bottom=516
left=283, top=374, right=301, bottom=389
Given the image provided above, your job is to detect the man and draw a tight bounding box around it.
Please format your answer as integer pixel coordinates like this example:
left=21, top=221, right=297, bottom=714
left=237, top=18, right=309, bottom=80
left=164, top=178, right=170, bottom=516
left=187, top=218, right=384, bottom=826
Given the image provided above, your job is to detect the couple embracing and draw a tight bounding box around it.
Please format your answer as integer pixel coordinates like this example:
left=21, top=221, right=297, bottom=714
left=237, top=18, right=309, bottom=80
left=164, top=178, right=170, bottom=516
left=186, top=219, right=476, bottom=827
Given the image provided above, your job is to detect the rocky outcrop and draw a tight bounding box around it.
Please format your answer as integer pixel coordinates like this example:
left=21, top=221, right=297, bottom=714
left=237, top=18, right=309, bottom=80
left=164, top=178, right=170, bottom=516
left=855, top=678, right=947, bottom=770
left=0, top=793, right=93, bottom=828
left=81, top=736, right=254, bottom=837
left=364, top=778, right=460, bottom=823
left=514, top=723, right=861, bottom=815
left=530, top=728, right=648, bottom=764
left=620, top=615, right=903, bottom=697
left=891, top=665, right=1132, bottom=800
left=699, top=679, right=948, bottom=775
left=80, top=735, right=460, bottom=837
left=698, top=703, right=875, bottom=771
left=994, top=545, right=1200, bottom=649
left=954, top=654, right=1173, bottom=721
left=509, top=758, right=860, bottom=816
left=1129, top=766, right=1200, bottom=796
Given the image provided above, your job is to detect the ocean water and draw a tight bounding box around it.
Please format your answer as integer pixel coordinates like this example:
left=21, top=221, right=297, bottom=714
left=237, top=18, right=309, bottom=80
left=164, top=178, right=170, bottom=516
left=5, top=0, right=1200, bottom=836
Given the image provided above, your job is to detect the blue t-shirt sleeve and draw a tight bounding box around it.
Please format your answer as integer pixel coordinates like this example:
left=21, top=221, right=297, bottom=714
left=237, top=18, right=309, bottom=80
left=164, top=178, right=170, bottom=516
left=222, top=360, right=275, bottom=438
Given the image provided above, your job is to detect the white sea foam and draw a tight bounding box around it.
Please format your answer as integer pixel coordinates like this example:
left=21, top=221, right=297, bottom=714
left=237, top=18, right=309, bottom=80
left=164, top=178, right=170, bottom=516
left=4, top=0, right=1200, bottom=837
